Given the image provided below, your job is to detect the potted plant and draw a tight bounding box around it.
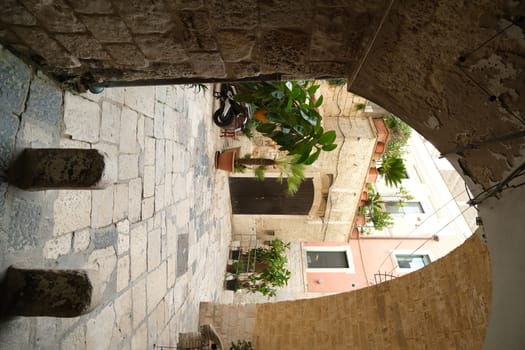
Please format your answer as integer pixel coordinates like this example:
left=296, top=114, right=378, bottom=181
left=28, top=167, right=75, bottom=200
left=234, top=154, right=305, bottom=195
left=362, top=186, right=393, bottom=230
left=230, top=340, right=253, bottom=350
left=377, top=155, right=407, bottom=187
left=240, top=239, right=291, bottom=297
left=233, top=81, right=337, bottom=165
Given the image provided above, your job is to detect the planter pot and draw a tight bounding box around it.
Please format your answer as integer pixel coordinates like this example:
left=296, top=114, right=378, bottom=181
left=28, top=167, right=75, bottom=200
left=367, top=167, right=379, bottom=183
left=360, top=191, right=368, bottom=201
left=375, top=142, right=385, bottom=154
left=225, top=278, right=239, bottom=291
left=351, top=228, right=360, bottom=239
left=215, top=147, right=240, bottom=172
left=354, top=215, right=366, bottom=226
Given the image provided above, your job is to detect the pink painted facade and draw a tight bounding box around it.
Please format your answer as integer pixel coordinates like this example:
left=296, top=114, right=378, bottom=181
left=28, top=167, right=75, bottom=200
left=304, top=234, right=465, bottom=293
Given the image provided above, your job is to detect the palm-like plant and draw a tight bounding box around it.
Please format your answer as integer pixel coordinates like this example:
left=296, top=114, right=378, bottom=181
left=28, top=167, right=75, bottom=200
left=378, top=156, right=407, bottom=187
left=235, top=155, right=305, bottom=196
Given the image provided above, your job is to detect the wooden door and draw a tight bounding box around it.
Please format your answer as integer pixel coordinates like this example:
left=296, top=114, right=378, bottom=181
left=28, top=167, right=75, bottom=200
left=229, top=178, right=314, bottom=215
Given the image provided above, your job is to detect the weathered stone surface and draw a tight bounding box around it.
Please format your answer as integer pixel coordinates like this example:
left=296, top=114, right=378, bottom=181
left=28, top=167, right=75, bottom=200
left=207, top=0, right=258, bottom=29
left=179, top=10, right=217, bottom=51
left=8, top=148, right=105, bottom=189
left=1, top=0, right=36, bottom=25
left=113, top=183, right=129, bottom=222
left=43, top=233, right=72, bottom=260
left=73, top=228, right=91, bottom=252
left=2, top=267, right=100, bottom=317
left=24, top=73, right=63, bottom=124
left=130, top=223, right=147, bottom=280
left=105, top=43, right=146, bottom=66
left=53, top=190, right=91, bottom=235
left=113, top=1, right=174, bottom=34
left=216, top=30, right=255, bottom=62
left=119, top=106, right=138, bottom=153
left=10, top=26, right=80, bottom=68
left=78, top=15, right=132, bottom=43
left=255, top=29, right=309, bottom=74
left=146, top=261, right=167, bottom=313
left=69, top=0, right=114, bottom=14
left=132, top=277, right=146, bottom=328
left=86, top=304, right=115, bottom=350
left=60, top=324, right=86, bottom=350
left=117, top=254, right=130, bottom=292
left=118, top=154, right=138, bottom=180
left=132, top=321, right=147, bottom=350
left=55, top=34, right=110, bottom=60
left=147, top=228, right=161, bottom=271
left=91, top=224, right=117, bottom=249
left=176, top=234, right=189, bottom=277
left=21, top=0, right=85, bottom=32
left=135, top=34, right=188, bottom=63
left=141, top=197, right=154, bottom=220
left=0, top=112, right=20, bottom=172
left=188, top=52, right=226, bottom=77
left=91, top=187, right=114, bottom=228
left=0, top=45, right=31, bottom=115
left=99, top=101, right=121, bottom=144
left=64, top=93, right=100, bottom=143
left=92, top=142, right=118, bottom=184
left=128, top=177, right=142, bottom=222
left=113, top=288, right=132, bottom=344
left=6, top=197, right=41, bottom=250
left=86, top=246, right=116, bottom=293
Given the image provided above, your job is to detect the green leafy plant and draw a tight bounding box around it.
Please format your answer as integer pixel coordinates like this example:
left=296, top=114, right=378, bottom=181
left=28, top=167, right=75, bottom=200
left=378, top=156, right=408, bottom=187
left=186, top=83, right=208, bottom=94
left=363, top=186, right=393, bottom=230
left=230, top=340, right=254, bottom=350
left=384, top=114, right=411, bottom=158
left=234, top=81, right=337, bottom=165
left=355, top=103, right=366, bottom=111
left=327, top=79, right=346, bottom=86
left=234, top=155, right=305, bottom=195
left=241, top=239, right=291, bottom=297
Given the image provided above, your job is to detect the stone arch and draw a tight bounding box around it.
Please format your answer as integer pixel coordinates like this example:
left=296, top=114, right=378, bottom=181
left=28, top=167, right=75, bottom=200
left=2, top=0, right=525, bottom=348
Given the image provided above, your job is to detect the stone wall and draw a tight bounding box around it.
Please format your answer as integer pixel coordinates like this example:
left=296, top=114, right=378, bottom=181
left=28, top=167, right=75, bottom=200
left=203, top=233, right=491, bottom=349
left=0, top=0, right=387, bottom=87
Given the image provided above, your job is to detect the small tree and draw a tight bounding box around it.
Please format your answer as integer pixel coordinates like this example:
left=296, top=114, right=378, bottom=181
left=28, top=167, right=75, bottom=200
left=378, top=156, right=407, bottom=187
left=235, top=155, right=305, bottom=196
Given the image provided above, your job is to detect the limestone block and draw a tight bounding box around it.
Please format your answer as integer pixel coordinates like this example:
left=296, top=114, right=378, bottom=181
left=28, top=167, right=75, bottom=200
left=135, top=34, right=188, bottom=62
left=43, top=233, right=72, bottom=260
left=131, top=322, right=147, bottom=350
left=117, top=255, right=130, bottom=292
left=119, top=106, right=138, bottom=154
left=64, top=93, right=100, bottom=143
left=68, top=0, right=113, bottom=14
left=153, top=101, right=165, bottom=139
left=0, top=112, right=20, bottom=171
left=86, top=304, right=115, bottom=350
left=0, top=45, right=31, bottom=115
left=117, top=219, right=130, bottom=255
left=55, top=33, right=110, bottom=60
left=91, top=225, right=117, bottom=249
left=124, top=86, right=155, bottom=118
left=142, top=197, right=154, bottom=220
left=255, top=29, right=309, bottom=74
left=86, top=246, right=117, bottom=293
left=216, top=30, right=255, bottom=62
left=144, top=117, right=154, bottom=137
left=105, top=43, right=147, bottom=66
left=130, top=223, right=147, bottom=280
left=118, top=154, right=138, bottom=180
left=155, top=139, right=165, bottom=184
left=128, top=177, right=142, bottom=223
left=144, top=137, right=155, bottom=166
left=179, top=10, right=217, bottom=51
left=143, top=165, right=155, bottom=197
left=91, top=186, right=114, bottom=228
left=53, top=190, right=91, bottom=236
left=146, top=261, right=167, bottom=313
left=8, top=149, right=105, bottom=189
left=208, top=1, right=258, bottom=29
left=132, top=278, right=146, bottom=329
left=100, top=101, right=121, bottom=144
left=25, top=72, right=63, bottom=124
left=1, top=267, right=101, bottom=317
left=113, top=288, right=132, bottom=345
left=113, top=183, right=129, bottom=222
left=188, top=52, right=226, bottom=77
left=155, top=184, right=165, bottom=212
left=60, top=324, right=86, bottom=350
left=147, top=228, right=161, bottom=271
left=73, top=228, right=91, bottom=252
left=78, top=15, right=132, bottom=43
left=137, top=114, right=145, bottom=151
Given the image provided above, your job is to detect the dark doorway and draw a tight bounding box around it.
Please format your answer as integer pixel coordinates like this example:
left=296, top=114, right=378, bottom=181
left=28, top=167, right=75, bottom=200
left=229, top=178, right=314, bottom=215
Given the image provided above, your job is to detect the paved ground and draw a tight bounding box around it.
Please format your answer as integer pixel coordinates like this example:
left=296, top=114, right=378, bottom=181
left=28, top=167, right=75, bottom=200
left=0, top=45, right=232, bottom=349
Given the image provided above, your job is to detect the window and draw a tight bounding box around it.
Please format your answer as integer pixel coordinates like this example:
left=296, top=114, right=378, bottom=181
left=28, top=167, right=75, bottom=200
left=305, top=246, right=355, bottom=273
left=392, top=251, right=432, bottom=272
left=384, top=201, right=424, bottom=214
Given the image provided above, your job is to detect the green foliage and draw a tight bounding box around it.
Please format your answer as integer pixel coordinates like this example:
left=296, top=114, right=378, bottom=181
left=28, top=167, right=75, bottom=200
left=234, top=81, right=337, bottom=165
left=242, top=239, right=291, bottom=297
left=384, top=114, right=411, bottom=158
left=355, top=103, right=366, bottom=111
left=363, top=186, right=393, bottom=230
left=230, top=340, right=254, bottom=350
left=378, top=156, right=408, bottom=187
left=254, top=165, right=267, bottom=181
left=186, top=83, right=208, bottom=94
left=327, top=79, right=347, bottom=86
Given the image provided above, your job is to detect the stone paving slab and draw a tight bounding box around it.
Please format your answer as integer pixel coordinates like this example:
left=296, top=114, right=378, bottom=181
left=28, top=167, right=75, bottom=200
left=0, top=46, right=233, bottom=350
